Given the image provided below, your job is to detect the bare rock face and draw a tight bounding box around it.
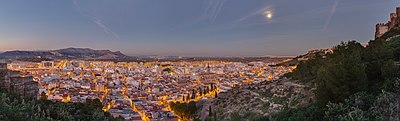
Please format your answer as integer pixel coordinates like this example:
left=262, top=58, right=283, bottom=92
left=204, top=79, right=314, bottom=121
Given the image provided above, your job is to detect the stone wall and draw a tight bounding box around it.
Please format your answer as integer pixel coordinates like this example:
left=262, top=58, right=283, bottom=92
left=0, top=63, right=38, bottom=98
left=375, top=7, right=400, bottom=39
left=376, top=23, right=389, bottom=38
left=0, top=63, right=7, bottom=69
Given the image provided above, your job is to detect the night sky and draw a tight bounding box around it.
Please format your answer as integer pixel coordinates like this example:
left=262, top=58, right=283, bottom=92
left=0, top=0, right=399, bottom=56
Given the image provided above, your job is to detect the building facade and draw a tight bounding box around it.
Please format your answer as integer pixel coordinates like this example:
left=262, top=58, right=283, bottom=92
left=42, top=61, right=54, bottom=68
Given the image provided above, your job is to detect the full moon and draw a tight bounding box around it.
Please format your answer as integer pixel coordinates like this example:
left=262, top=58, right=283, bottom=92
left=267, top=13, right=272, bottom=19
left=263, top=10, right=273, bottom=20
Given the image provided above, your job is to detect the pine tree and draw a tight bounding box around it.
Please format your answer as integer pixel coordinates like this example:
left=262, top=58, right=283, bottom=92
left=213, top=111, right=217, bottom=121
left=200, top=88, right=203, bottom=96
left=208, top=105, right=212, bottom=117
left=40, top=92, right=47, bottom=101
left=192, top=89, right=196, bottom=99
left=316, top=41, right=368, bottom=105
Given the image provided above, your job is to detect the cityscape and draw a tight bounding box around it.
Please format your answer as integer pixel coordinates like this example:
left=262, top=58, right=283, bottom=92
left=1, top=59, right=294, bottom=121
left=1, top=1, right=400, bottom=121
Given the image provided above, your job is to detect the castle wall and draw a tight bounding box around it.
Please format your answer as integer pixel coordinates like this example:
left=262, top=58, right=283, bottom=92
left=10, top=76, right=38, bottom=97
left=0, top=70, right=7, bottom=88
left=0, top=63, right=38, bottom=98
left=0, top=63, right=7, bottom=69
left=376, top=23, right=389, bottom=38
left=375, top=7, right=400, bottom=39
left=24, top=81, right=38, bottom=98
left=396, top=8, right=400, bottom=27
left=389, top=13, right=398, bottom=29
left=397, top=7, right=400, bottom=17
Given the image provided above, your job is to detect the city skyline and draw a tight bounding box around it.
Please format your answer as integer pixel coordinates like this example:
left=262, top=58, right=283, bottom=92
left=0, top=0, right=399, bottom=56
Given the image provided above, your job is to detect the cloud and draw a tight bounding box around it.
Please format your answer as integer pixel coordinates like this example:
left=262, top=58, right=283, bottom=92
left=90, top=16, right=120, bottom=39
left=72, top=0, right=119, bottom=39
left=203, top=0, right=228, bottom=23
left=324, top=0, right=339, bottom=30
left=235, top=5, right=274, bottom=24
left=169, top=0, right=228, bottom=31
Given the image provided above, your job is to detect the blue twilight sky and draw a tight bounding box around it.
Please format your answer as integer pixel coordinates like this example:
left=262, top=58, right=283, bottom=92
left=0, top=0, right=399, bottom=56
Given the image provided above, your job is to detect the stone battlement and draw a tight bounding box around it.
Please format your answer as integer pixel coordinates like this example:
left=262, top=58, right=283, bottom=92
left=376, top=23, right=387, bottom=26
left=391, top=13, right=397, bottom=18
left=397, top=7, right=400, bottom=13
left=375, top=7, right=400, bottom=39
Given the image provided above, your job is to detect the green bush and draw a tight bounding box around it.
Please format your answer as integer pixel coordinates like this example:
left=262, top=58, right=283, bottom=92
left=273, top=103, right=325, bottom=121
left=0, top=89, right=122, bottom=121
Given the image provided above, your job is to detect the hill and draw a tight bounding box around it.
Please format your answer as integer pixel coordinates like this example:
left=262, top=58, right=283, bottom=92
left=273, top=48, right=332, bottom=67
left=285, top=30, right=400, bottom=120
left=198, top=26, right=400, bottom=121
left=200, top=79, right=313, bottom=121
left=0, top=48, right=130, bottom=60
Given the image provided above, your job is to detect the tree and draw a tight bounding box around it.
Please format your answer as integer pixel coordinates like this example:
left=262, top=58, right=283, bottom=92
left=91, top=98, right=103, bottom=109
left=381, top=59, right=398, bottom=80
left=86, top=98, right=103, bottom=109
left=315, top=41, right=368, bottom=105
left=273, top=103, right=325, bottom=121
left=40, top=92, right=48, bottom=101
left=213, top=111, right=217, bottom=121
left=188, top=101, right=197, bottom=118
left=364, top=39, right=394, bottom=90
left=208, top=105, right=212, bottom=117
left=187, top=94, right=190, bottom=101
left=291, top=55, right=324, bottom=81
left=387, top=36, right=400, bottom=61
left=315, top=66, right=333, bottom=106
left=200, top=88, right=203, bottom=96
left=229, top=112, right=242, bottom=121
left=192, top=89, right=196, bottom=99
left=0, top=89, right=122, bottom=121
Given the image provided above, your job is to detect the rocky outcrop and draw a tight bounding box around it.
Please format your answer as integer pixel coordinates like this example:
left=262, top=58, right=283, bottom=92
left=203, top=79, right=314, bottom=121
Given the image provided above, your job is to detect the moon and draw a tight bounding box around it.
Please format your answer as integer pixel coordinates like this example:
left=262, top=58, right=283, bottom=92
left=263, top=10, right=273, bottom=20
left=266, top=13, right=272, bottom=19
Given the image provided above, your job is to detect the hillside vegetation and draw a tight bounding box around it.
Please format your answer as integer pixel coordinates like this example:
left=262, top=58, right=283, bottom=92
left=206, top=80, right=313, bottom=121
left=202, top=29, right=400, bottom=121
left=275, top=29, right=400, bottom=120
left=0, top=88, right=123, bottom=121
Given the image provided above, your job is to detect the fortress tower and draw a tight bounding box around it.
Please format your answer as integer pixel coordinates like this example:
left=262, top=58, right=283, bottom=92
left=389, top=13, right=398, bottom=29
left=376, top=23, right=389, bottom=38
left=375, top=7, right=400, bottom=39
left=397, top=7, right=400, bottom=16
left=397, top=7, right=400, bottom=27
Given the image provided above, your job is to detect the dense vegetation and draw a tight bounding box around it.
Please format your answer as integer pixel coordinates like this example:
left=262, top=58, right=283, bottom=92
left=0, top=88, right=123, bottom=121
left=169, top=101, right=197, bottom=120
left=274, top=30, right=400, bottom=120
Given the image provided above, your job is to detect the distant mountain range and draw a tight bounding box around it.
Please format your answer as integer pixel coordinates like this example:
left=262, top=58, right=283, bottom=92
left=0, top=48, right=292, bottom=62
left=0, top=48, right=130, bottom=60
